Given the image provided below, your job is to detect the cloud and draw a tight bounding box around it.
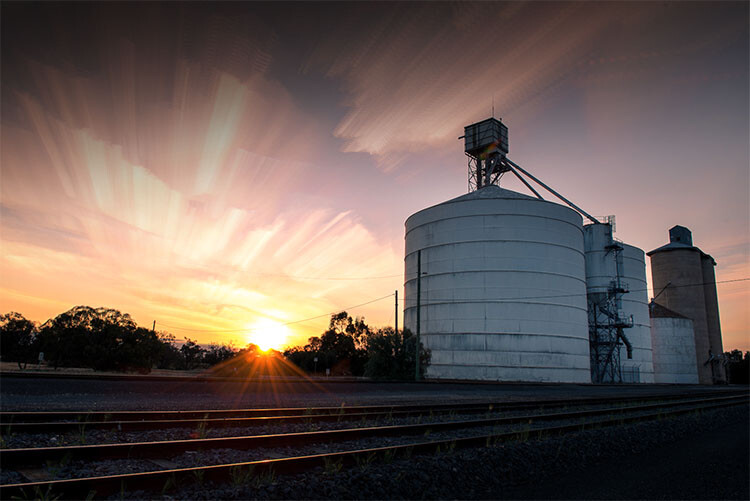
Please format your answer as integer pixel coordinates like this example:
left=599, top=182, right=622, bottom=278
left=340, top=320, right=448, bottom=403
left=2, top=2, right=746, bottom=350
left=0, top=7, right=401, bottom=346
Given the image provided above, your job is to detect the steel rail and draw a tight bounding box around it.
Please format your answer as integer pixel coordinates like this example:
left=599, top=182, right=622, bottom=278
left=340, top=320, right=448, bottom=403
left=1, top=394, right=745, bottom=469
left=2, top=391, right=747, bottom=434
left=1, top=389, right=741, bottom=424
left=1, top=407, right=503, bottom=434
left=1, top=398, right=745, bottom=500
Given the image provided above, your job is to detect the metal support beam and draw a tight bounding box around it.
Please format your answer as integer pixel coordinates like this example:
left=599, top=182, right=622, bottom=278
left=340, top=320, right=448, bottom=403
left=507, top=164, right=544, bottom=200
left=506, top=158, right=600, bottom=225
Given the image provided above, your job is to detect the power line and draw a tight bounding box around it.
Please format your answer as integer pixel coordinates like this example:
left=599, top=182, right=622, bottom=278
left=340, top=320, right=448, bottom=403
left=399, top=277, right=750, bottom=305
left=243, top=273, right=401, bottom=281
left=156, top=293, right=395, bottom=334
left=154, top=278, right=747, bottom=333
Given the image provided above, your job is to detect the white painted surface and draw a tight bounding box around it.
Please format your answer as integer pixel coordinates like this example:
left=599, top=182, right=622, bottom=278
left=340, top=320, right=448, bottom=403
left=621, top=244, right=655, bottom=383
left=651, top=316, right=699, bottom=384
left=583, top=224, right=654, bottom=383
left=404, top=186, right=590, bottom=383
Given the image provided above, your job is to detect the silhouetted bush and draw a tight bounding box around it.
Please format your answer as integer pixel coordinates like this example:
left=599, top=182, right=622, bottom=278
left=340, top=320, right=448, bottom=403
left=364, top=327, right=430, bottom=380
left=0, top=312, right=37, bottom=369
left=725, top=350, right=749, bottom=384
left=283, top=312, right=430, bottom=379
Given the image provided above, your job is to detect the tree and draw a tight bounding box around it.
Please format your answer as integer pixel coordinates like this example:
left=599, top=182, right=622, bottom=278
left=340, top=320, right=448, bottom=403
left=364, top=328, right=430, bottom=380
left=204, top=342, right=237, bottom=366
left=0, top=312, right=37, bottom=369
left=282, top=314, right=430, bottom=379
left=725, top=350, right=749, bottom=384
left=281, top=312, right=368, bottom=375
left=155, top=332, right=183, bottom=369
left=36, top=306, right=157, bottom=372
left=180, top=338, right=204, bottom=369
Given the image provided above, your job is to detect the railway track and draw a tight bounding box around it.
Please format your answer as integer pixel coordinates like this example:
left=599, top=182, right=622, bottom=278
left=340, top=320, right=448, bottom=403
left=1, top=390, right=742, bottom=433
left=0, top=392, right=746, bottom=499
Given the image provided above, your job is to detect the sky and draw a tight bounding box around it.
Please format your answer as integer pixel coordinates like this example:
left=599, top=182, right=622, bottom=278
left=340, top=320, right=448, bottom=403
left=1, top=1, right=748, bottom=352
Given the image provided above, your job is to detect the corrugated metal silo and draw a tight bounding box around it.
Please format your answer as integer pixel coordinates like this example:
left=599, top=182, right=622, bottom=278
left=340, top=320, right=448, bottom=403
left=403, top=185, right=590, bottom=383
left=620, top=244, right=654, bottom=383
left=583, top=224, right=653, bottom=383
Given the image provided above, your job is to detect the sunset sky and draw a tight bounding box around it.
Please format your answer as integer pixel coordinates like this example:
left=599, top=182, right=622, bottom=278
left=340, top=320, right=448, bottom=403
left=1, top=2, right=748, bottom=352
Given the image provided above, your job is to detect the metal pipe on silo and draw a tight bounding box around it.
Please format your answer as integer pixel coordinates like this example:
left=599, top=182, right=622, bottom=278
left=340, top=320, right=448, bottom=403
left=415, top=249, right=421, bottom=381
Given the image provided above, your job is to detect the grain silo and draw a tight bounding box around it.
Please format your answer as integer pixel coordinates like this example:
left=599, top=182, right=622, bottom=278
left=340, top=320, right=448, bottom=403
left=647, top=226, right=725, bottom=384
left=404, top=186, right=590, bottom=382
left=620, top=243, right=654, bottom=383
left=649, top=302, right=699, bottom=384
left=583, top=223, right=654, bottom=383
left=403, top=118, right=599, bottom=383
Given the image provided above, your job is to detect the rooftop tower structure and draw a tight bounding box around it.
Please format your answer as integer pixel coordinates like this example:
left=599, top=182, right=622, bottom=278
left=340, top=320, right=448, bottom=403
left=463, top=118, right=509, bottom=191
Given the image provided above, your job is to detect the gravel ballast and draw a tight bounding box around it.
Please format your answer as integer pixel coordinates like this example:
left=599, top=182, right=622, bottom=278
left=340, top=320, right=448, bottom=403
left=2, top=400, right=663, bottom=449
left=109, top=403, right=748, bottom=500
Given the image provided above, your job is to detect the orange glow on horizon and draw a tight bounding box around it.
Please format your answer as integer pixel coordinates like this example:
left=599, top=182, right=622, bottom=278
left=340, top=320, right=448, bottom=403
left=1, top=2, right=747, bottom=354
left=246, top=317, right=291, bottom=352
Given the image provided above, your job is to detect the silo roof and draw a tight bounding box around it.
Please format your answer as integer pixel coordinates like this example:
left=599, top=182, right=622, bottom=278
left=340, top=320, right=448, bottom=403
left=405, top=185, right=584, bottom=232
left=649, top=302, right=690, bottom=319
left=646, top=241, right=695, bottom=254
left=443, top=185, right=538, bottom=203
left=646, top=241, right=716, bottom=264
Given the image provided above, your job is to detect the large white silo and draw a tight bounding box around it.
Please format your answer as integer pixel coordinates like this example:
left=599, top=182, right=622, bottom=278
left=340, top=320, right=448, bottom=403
left=403, top=185, right=591, bottom=383
left=583, top=223, right=653, bottom=383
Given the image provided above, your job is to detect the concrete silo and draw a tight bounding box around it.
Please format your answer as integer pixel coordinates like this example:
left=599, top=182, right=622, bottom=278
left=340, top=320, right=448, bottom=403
left=583, top=224, right=653, bottom=383
left=647, top=226, right=725, bottom=384
left=649, top=302, right=698, bottom=384
left=404, top=185, right=590, bottom=382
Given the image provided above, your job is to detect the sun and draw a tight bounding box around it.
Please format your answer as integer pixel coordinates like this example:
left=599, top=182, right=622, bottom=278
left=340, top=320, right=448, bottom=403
left=247, top=317, right=290, bottom=352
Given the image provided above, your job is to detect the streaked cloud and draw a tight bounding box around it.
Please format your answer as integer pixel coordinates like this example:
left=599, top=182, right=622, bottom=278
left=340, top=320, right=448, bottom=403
left=1, top=2, right=747, bottom=351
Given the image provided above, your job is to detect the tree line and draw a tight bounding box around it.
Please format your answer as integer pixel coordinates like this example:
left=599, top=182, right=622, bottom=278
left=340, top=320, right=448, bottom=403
left=14, top=306, right=746, bottom=384
left=0, top=307, right=432, bottom=380
left=0, top=307, right=239, bottom=373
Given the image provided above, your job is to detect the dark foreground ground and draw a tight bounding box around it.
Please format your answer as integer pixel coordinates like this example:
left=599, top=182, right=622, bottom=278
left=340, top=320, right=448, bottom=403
left=1, top=376, right=748, bottom=499
left=111, top=404, right=748, bottom=500
left=0, top=374, right=744, bottom=411
left=502, top=406, right=749, bottom=500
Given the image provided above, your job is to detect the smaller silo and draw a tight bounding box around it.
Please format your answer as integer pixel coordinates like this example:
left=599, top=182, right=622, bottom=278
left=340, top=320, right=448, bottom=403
left=647, top=226, right=725, bottom=384
left=650, top=303, right=699, bottom=384
left=583, top=224, right=653, bottom=383
left=620, top=244, right=654, bottom=383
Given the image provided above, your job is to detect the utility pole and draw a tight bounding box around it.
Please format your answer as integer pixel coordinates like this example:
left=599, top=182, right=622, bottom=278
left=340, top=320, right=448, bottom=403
left=152, top=320, right=156, bottom=333
left=415, top=250, right=421, bottom=380
left=394, top=290, right=398, bottom=334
